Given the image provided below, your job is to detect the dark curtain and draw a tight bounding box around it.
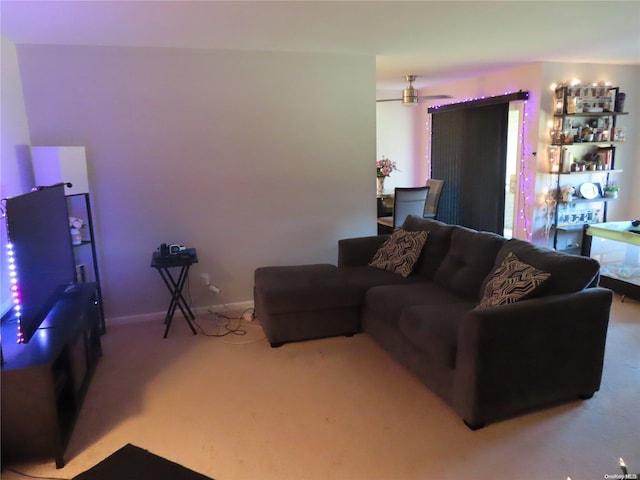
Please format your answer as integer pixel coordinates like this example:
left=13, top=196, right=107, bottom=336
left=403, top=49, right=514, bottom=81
left=431, top=103, right=509, bottom=234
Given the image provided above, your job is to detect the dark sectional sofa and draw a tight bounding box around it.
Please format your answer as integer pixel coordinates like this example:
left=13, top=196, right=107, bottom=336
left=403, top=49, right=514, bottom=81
left=254, top=215, right=613, bottom=428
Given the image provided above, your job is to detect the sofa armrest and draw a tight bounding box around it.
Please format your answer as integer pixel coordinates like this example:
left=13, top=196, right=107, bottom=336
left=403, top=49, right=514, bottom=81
left=338, top=235, right=389, bottom=267
left=453, top=287, right=613, bottom=428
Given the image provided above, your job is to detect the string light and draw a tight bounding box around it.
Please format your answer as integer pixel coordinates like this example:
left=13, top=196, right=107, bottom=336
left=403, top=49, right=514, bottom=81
left=425, top=112, right=432, bottom=181
left=619, top=457, right=628, bottom=475
left=429, top=90, right=526, bottom=110
left=518, top=98, right=533, bottom=241
left=6, top=242, right=24, bottom=343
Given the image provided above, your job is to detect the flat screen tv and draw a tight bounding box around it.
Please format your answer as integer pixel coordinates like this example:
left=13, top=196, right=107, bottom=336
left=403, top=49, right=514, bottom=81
left=5, top=184, right=76, bottom=343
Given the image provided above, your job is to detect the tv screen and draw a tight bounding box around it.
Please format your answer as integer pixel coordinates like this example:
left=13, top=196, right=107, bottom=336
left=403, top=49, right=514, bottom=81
left=6, top=184, right=76, bottom=343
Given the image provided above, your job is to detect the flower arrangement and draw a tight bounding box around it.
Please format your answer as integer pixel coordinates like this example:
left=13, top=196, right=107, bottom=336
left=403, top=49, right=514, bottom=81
left=376, top=157, right=399, bottom=178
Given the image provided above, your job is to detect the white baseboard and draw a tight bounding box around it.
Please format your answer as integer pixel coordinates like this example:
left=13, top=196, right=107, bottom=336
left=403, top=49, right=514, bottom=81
left=204, top=300, right=254, bottom=314
left=107, top=300, right=255, bottom=326
left=107, top=310, right=165, bottom=326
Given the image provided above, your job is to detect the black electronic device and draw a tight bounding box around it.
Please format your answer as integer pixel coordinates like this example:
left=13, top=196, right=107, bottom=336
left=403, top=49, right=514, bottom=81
left=169, top=244, right=185, bottom=255
left=158, top=243, right=186, bottom=256
left=4, top=185, right=76, bottom=344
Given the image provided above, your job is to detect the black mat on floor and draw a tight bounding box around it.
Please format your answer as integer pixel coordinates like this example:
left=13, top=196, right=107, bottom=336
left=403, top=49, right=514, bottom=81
left=73, top=444, right=214, bottom=480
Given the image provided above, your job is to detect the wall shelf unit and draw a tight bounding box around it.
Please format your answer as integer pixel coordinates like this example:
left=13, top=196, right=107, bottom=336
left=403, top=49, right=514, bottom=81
left=549, top=83, right=628, bottom=252
left=66, top=193, right=105, bottom=333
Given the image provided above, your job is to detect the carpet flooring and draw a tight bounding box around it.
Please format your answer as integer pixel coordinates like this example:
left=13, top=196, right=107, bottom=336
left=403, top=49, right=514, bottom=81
left=1, top=297, right=638, bottom=480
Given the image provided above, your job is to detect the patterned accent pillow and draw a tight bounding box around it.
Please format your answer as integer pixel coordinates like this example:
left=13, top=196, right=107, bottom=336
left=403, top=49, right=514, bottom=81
left=369, top=229, right=428, bottom=277
left=477, top=252, right=551, bottom=309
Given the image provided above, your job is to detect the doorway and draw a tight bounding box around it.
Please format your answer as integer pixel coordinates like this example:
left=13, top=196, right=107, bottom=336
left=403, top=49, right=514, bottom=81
left=504, top=102, right=524, bottom=238
left=428, top=92, right=529, bottom=235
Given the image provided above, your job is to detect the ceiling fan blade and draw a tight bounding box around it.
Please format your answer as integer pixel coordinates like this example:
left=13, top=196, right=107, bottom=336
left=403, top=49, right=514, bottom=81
left=418, top=95, right=453, bottom=100
left=376, top=75, right=452, bottom=104
left=376, top=94, right=452, bottom=103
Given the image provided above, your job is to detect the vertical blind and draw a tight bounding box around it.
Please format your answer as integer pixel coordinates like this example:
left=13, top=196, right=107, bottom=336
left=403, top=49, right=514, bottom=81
left=429, top=92, right=528, bottom=234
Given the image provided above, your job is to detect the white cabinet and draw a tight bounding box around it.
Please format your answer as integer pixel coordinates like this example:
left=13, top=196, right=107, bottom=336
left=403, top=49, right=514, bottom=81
left=31, top=146, right=89, bottom=194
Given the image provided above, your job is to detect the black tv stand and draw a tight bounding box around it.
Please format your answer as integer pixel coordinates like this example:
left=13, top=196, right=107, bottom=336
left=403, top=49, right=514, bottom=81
left=1, top=283, right=102, bottom=468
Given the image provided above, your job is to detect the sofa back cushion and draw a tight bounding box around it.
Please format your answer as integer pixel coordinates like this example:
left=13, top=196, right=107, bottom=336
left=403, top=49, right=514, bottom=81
left=401, top=215, right=455, bottom=279
left=433, top=226, right=506, bottom=301
left=483, top=238, right=600, bottom=296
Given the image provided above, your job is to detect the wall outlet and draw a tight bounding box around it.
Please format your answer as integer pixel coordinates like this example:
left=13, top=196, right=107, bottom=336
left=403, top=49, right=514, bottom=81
left=200, top=273, right=210, bottom=286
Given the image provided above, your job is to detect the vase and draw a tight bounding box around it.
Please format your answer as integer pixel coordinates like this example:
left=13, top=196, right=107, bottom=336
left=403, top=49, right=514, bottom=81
left=377, top=176, right=385, bottom=195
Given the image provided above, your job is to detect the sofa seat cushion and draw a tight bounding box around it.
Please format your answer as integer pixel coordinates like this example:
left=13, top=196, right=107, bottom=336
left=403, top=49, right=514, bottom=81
left=399, top=302, right=474, bottom=368
left=433, top=227, right=506, bottom=301
left=254, top=264, right=354, bottom=314
left=484, top=239, right=601, bottom=296
left=255, top=264, right=419, bottom=316
left=364, top=282, right=464, bottom=329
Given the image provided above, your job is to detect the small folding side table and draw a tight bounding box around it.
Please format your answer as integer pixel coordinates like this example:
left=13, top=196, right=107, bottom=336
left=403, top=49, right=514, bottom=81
left=151, top=249, right=198, bottom=338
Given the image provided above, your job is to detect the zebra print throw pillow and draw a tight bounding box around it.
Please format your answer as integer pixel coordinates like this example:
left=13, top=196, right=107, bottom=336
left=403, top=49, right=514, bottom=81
left=477, top=252, right=551, bottom=309
left=369, top=229, right=428, bottom=278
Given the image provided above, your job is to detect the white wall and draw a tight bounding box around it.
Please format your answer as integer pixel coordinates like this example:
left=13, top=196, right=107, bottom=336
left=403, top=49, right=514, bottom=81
left=16, top=45, right=376, bottom=320
left=375, top=100, right=423, bottom=190
left=0, top=36, right=33, bottom=315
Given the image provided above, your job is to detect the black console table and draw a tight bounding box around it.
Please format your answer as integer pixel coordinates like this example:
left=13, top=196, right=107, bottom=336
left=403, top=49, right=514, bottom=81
left=151, top=249, right=198, bottom=338
left=1, top=283, right=102, bottom=468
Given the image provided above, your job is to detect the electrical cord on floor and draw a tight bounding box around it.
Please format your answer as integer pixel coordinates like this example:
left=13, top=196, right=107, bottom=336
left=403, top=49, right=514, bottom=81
left=193, top=312, right=247, bottom=338
left=192, top=308, right=265, bottom=344
left=4, top=467, right=71, bottom=480
left=181, top=274, right=262, bottom=343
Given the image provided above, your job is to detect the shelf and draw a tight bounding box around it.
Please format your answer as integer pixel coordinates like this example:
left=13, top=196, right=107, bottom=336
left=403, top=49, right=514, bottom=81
left=72, top=240, right=92, bottom=247
left=554, top=224, right=594, bottom=232
left=554, top=111, right=628, bottom=118
left=66, top=193, right=104, bottom=333
left=550, top=84, right=627, bottom=251
left=555, top=169, right=623, bottom=175
left=551, top=141, right=624, bottom=146
left=557, top=246, right=582, bottom=255
left=560, top=197, right=613, bottom=205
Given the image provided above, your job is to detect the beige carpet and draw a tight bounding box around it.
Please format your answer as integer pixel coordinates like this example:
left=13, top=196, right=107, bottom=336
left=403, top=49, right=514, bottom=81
left=3, top=297, right=639, bottom=480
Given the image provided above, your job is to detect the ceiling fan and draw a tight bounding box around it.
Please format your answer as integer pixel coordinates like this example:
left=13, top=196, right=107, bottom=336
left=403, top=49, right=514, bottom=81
left=377, top=75, right=452, bottom=105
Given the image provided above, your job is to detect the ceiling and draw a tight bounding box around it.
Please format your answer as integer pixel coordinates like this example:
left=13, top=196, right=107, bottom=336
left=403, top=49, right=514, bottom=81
left=2, top=0, right=639, bottom=93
